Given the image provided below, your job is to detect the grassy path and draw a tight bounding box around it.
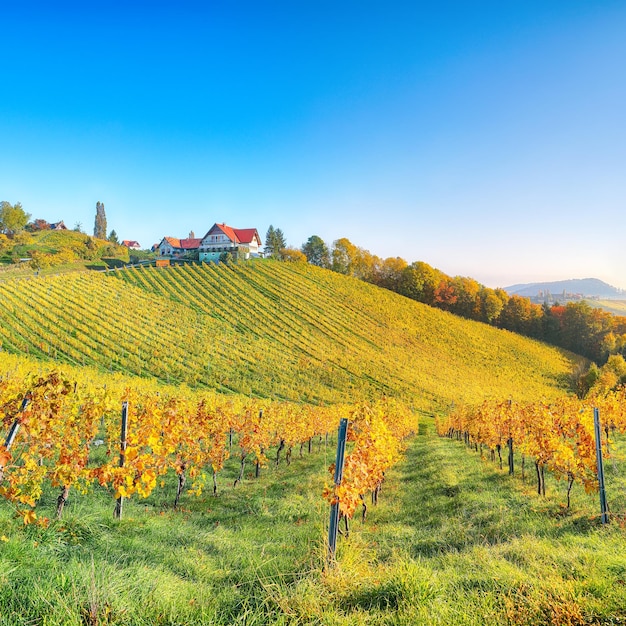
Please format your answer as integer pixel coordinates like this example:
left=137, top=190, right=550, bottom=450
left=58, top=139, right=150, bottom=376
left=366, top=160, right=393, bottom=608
left=328, top=418, right=626, bottom=625
left=1, top=420, right=626, bottom=625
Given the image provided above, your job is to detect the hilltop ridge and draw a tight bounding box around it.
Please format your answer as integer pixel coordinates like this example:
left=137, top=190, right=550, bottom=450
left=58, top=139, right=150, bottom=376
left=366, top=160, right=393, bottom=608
left=505, top=277, right=624, bottom=300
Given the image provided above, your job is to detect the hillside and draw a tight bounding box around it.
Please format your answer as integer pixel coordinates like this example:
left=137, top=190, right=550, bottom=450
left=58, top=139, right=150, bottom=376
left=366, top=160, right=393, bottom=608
left=0, top=260, right=580, bottom=410
left=505, top=277, right=624, bottom=299
left=2, top=260, right=624, bottom=626
left=588, top=299, right=626, bottom=317
left=0, top=228, right=133, bottom=281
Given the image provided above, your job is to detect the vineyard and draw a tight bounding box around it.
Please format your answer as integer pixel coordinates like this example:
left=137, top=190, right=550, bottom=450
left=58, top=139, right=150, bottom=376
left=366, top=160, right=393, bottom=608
left=0, top=260, right=579, bottom=408
left=440, top=385, right=626, bottom=499
left=0, top=356, right=414, bottom=526
left=1, top=261, right=625, bottom=624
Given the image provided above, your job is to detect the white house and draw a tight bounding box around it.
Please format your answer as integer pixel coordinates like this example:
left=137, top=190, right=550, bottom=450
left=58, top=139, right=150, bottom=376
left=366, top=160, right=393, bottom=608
left=198, top=223, right=262, bottom=262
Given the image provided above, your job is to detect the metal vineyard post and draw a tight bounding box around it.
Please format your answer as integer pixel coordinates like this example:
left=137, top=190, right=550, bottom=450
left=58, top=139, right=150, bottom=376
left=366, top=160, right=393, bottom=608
left=327, top=418, right=348, bottom=563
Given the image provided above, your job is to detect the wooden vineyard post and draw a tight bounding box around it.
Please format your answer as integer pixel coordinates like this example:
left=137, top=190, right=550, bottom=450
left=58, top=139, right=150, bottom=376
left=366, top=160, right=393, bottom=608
left=327, top=418, right=348, bottom=564
left=507, top=438, right=514, bottom=475
left=0, top=397, right=30, bottom=482
left=593, top=407, right=609, bottom=524
left=114, top=402, right=129, bottom=519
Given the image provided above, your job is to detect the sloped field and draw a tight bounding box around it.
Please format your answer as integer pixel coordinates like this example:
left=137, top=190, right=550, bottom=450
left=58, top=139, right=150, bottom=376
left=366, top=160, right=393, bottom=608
left=0, top=260, right=579, bottom=408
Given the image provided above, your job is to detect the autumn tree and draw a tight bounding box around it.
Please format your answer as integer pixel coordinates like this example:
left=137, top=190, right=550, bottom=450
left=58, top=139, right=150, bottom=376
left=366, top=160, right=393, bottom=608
left=375, top=257, right=407, bottom=292
left=479, top=287, right=508, bottom=324
left=356, top=248, right=381, bottom=282
left=398, top=261, right=440, bottom=304
left=433, top=278, right=458, bottom=311
left=28, top=219, right=50, bottom=232
left=281, top=248, right=307, bottom=263
left=0, top=201, right=31, bottom=236
left=330, top=238, right=359, bottom=275
left=93, top=201, right=107, bottom=239
left=498, top=295, right=542, bottom=336
left=449, top=276, right=481, bottom=318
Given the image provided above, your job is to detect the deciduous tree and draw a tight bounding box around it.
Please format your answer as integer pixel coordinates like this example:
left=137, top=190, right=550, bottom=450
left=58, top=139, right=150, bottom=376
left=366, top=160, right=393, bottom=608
left=331, top=238, right=358, bottom=275
left=281, top=248, right=307, bottom=263
left=301, top=235, right=330, bottom=268
left=0, top=201, right=31, bottom=235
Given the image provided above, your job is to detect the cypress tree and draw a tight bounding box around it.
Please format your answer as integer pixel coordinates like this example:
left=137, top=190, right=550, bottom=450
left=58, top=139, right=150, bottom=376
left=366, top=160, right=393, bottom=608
left=94, top=202, right=107, bottom=239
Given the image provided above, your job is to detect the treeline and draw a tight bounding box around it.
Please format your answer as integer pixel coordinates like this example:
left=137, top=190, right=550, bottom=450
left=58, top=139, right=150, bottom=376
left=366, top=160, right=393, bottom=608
left=300, top=236, right=626, bottom=367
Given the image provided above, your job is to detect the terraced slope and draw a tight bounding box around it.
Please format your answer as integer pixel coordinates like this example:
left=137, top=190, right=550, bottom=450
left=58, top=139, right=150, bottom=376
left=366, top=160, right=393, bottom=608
left=0, top=260, right=579, bottom=408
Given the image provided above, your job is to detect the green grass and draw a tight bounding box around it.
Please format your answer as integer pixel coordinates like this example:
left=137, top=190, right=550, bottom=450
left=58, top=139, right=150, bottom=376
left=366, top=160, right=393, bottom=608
left=2, top=419, right=625, bottom=625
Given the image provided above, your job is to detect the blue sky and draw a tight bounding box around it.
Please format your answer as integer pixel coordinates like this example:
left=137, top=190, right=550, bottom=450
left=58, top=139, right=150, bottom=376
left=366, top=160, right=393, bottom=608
left=2, top=1, right=625, bottom=289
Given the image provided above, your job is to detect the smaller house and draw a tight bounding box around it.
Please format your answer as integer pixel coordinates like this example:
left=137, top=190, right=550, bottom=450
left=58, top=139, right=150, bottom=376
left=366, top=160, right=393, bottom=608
left=50, top=221, right=67, bottom=230
left=122, top=240, right=141, bottom=250
left=157, top=236, right=202, bottom=257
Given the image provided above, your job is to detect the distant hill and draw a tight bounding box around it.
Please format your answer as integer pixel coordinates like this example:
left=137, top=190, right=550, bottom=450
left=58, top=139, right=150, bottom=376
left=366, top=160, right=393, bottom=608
left=504, top=278, right=624, bottom=300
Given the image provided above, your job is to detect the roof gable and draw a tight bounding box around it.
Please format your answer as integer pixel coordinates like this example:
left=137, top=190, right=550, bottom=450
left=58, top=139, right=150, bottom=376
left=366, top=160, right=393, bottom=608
left=232, top=228, right=261, bottom=245
left=203, top=223, right=238, bottom=243
left=202, top=223, right=261, bottom=246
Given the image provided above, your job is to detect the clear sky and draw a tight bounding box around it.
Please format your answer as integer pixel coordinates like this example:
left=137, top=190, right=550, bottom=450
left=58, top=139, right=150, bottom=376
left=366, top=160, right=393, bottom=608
left=2, top=1, right=625, bottom=289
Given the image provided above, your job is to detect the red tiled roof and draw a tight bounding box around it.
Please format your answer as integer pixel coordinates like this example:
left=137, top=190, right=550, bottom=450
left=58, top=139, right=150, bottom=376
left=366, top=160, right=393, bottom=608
left=179, top=238, right=202, bottom=249
left=161, top=237, right=201, bottom=250
left=202, top=223, right=261, bottom=245
left=233, top=228, right=261, bottom=245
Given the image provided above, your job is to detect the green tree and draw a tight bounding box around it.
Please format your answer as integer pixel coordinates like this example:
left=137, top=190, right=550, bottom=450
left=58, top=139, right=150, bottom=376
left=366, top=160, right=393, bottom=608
left=93, top=201, right=107, bottom=239
left=301, top=235, right=330, bottom=267
left=264, top=225, right=287, bottom=258
left=108, top=229, right=119, bottom=245
left=83, top=236, right=100, bottom=260
left=0, top=201, right=31, bottom=235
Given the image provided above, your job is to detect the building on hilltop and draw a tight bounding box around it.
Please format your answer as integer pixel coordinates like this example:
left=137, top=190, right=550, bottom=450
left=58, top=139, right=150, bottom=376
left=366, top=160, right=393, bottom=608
left=198, top=223, right=262, bottom=262
left=157, top=236, right=203, bottom=257
left=156, top=223, right=262, bottom=261
left=122, top=240, right=141, bottom=250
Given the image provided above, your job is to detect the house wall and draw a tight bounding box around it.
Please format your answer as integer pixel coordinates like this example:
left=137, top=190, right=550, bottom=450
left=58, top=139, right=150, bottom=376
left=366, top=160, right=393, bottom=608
left=159, top=243, right=184, bottom=256
left=199, top=246, right=254, bottom=262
